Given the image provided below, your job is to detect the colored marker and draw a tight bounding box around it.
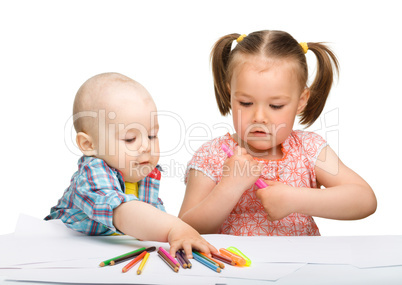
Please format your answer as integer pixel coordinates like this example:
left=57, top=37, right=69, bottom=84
left=99, top=247, right=146, bottom=267
left=219, top=248, right=247, bottom=266
left=193, top=251, right=221, bottom=273
left=137, top=252, right=150, bottom=275
left=122, top=251, right=147, bottom=273
left=221, top=143, right=268, bottom=189
left=227, top=246, right=252, bottom=266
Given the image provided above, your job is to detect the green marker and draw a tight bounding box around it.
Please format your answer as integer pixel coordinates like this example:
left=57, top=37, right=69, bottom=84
left=227, top=246, right=252, bottom=266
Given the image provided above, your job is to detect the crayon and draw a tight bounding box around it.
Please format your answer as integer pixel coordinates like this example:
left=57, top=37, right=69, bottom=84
left=158, top=250, right=179, bottom=272
left=175, top=251, right=187, bottom=269
left=179, top=250, right=192, bottom=268
left=110, top=246, right=155, bottom=266
left=99, top=247, right=146, bottom=267
left=211, top=252, right=236, bottom=266
left=227, top=246, right=251, bottom=266
left=158, top=247, right=180, bottom=268
left=200, top=252, right=225, bottom=269
left=137, top=252, right=150, bottom=275
left=122, top=251, right=147, bottom=273
left=193, top=251, right=221, bottom=273
left=219, top=248, right=246, bottom=266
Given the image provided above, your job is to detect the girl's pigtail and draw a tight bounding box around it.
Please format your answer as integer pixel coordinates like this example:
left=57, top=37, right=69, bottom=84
left=210, top=33, right=240, bottom=116
left=300, top=42, right=339, bottom=127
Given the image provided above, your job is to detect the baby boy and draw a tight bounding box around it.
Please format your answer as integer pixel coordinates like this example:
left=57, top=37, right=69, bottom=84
left=45, top=72, right=215, bottom=257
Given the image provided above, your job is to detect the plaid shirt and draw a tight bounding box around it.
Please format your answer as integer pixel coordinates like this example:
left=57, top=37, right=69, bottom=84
left=44, top=156, right=165, bottom=235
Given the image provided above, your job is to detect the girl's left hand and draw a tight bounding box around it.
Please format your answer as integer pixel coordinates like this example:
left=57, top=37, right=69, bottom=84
left=256, top=180, right=296, bottom=221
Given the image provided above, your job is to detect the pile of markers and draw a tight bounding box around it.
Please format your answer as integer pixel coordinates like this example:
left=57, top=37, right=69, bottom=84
left=99, top=246, right=251, bottom=274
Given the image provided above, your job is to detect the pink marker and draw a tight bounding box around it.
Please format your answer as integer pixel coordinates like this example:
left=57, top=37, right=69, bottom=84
left=221, top=143, right=268, bottom=189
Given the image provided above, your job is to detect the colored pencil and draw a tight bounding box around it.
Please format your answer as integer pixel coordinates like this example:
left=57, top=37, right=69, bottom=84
left=158, top=247, right=180, bottom=268
left=193, top=251, right=221, bottom=268
left=193, top=251, right=221, bottom=273
left=99, top=247, right=146, bottom=267
left=200, top=252, right=225, bottom=269
left=175, top=251, right=187, bottom=269
left=110, top=246, right=155, bottom=266
left=122, top=251, right=147, bottom=273
left=219, top=248, right=246, bottom=266
left=158, top=251, right=179, bottom=272
left=211, top=252, right=236, bottom=266
left=137, top=252, right=150, bottom=275
left=178, top=250, right=192, bottom=268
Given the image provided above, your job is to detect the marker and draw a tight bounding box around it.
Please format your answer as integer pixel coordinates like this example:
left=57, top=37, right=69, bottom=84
left=227, top=246, right=252, bottom=266
left=219, top=248, right=246, bottom=266
left=221, top=143, right=268, bottom=188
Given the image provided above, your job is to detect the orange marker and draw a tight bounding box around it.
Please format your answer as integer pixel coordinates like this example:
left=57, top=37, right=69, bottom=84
left=122, top=251, right=147, bottom=273
left=219, top=248, right=246, bottom=266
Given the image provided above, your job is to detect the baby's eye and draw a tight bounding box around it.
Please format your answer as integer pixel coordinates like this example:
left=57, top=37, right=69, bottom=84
left=124, top=138, right=136, bottom=143
left=270, top=104, right=284, bottom=110
left=240, top=102, right=253, bottom=107
left=148, top=135, right=158, bottom=140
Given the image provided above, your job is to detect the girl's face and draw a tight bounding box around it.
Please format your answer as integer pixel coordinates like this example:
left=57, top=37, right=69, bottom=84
left=230, top=55, right=309, bottom=159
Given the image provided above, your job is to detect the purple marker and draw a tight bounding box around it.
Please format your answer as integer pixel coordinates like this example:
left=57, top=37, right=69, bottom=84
left=221, top=143, right=268, bottom=189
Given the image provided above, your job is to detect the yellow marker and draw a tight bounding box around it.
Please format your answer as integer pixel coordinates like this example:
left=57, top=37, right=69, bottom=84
left=137, top=252, right=150, bottom=275
left=227, top=247, right=252, bottom=266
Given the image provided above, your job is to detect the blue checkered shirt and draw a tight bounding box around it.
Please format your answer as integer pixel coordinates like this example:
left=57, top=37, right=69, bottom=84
left=44, top=156, right=165, bottom=235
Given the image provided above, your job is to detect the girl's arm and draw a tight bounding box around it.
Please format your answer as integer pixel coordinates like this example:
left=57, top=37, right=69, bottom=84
left=179, top=147, right=262, bottom=234
left=256, top=145, right=377, bottom=221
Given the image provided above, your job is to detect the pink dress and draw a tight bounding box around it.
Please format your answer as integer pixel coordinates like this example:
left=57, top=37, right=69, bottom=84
left=185, top=130, right=327, bottom=236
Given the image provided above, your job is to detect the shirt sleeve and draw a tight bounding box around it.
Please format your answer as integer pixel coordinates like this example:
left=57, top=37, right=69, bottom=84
left=300, top=131, right=328, bottom=166
left=73, top=163, right=138, bottom=233
left=185, top=138, right=226, bottom=184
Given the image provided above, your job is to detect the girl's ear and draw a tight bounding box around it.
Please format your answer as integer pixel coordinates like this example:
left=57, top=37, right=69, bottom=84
left=297, top=88, right=310, bottom=114
left=76, top=132, right=97, bottom=156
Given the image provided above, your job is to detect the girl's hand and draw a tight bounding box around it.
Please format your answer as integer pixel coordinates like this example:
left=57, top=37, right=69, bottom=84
left=220, top=147, right=262, bottom=194
left=168, top=220, right=217, bottom=259
left=256, top=180, right=296, bottom=221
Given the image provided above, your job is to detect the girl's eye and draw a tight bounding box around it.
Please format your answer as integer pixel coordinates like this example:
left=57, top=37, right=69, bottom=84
left=270, top=104, right=284, bottom=110
left=124, top=138, right=136, bottom=143
left=240, top=102, right=253, bottom=107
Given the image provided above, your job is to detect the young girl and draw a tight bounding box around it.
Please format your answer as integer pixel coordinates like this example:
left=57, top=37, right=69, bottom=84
left=179, top=30, right=377, bottom=236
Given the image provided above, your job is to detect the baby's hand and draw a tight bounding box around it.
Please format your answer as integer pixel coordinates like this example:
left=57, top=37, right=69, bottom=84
left=167, top=220, right=217, bottom=259
left=221, top=147, right=262, bottom=193
left=256, top=180, right=296, bottom=221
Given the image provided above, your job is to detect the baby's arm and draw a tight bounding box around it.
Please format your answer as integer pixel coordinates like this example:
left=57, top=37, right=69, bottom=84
left=256, top=145, right=377, bottom=221
left=113, top=200, right=216, bottom=258
left=179, top=147, right=262, bottom=234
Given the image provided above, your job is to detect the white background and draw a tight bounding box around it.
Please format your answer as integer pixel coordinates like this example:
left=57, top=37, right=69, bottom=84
left=0, top=0, right=400, bottom=236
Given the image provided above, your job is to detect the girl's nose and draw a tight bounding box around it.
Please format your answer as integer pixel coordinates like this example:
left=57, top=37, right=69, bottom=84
left=253, top=106, right=268, bottom=124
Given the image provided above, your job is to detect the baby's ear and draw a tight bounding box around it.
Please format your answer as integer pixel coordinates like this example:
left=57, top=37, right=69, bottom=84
left=297, top=88, right=310, bottom=114
left=76, top=132, right=97, bottom=156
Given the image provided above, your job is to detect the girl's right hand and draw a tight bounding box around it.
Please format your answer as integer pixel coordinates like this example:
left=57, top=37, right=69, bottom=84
left=220, top=147, right=262, bottom=193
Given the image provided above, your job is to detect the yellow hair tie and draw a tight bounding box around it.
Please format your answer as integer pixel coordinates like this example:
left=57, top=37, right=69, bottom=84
left=237, top=34, right=247, bottom=43
left=299, top=42, right=308, bottom=54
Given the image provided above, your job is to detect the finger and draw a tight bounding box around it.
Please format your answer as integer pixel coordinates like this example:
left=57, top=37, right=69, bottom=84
left=181, top=241, right=193, bottom=259
left=169, top=242, right=180, bottom=257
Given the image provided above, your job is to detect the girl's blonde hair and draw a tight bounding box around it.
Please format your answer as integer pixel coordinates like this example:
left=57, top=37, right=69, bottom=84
left=211, top=30, right=339, bottom=127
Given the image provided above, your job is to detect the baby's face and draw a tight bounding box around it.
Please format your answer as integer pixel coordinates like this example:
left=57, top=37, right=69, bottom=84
left=92, top=83, right=160, bottom=183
